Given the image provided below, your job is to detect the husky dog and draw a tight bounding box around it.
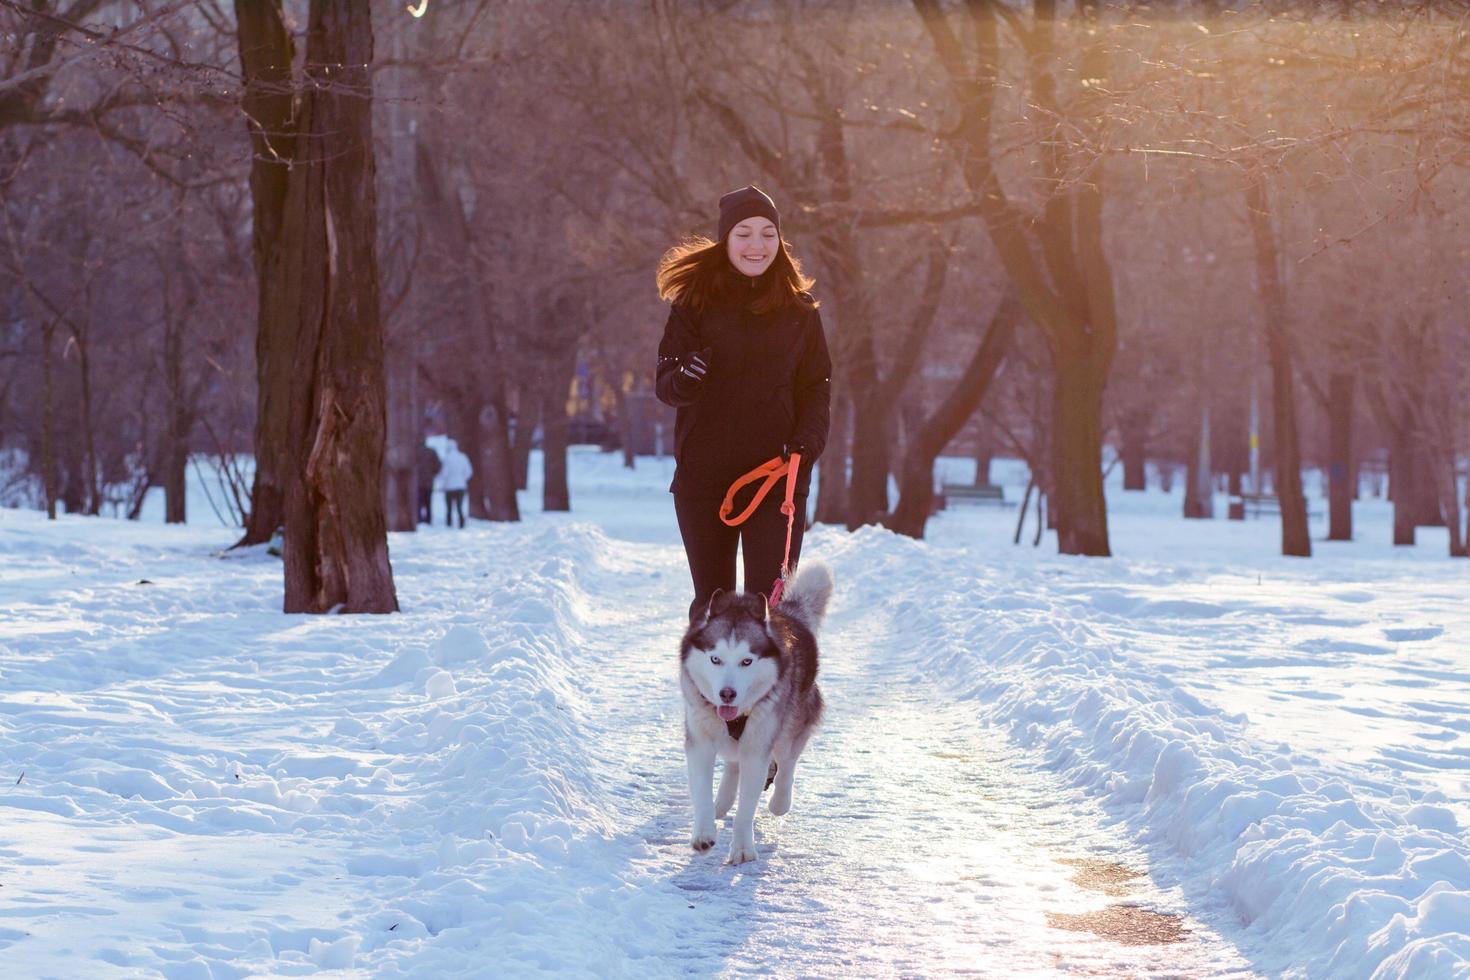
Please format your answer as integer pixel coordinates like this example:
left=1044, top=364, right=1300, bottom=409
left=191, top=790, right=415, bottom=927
left=679, top=562, right=832, bottom=865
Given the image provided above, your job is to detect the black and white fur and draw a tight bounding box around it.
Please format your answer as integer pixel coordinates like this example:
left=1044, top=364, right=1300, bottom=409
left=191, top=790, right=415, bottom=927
left=679, top=562, right=832, bottom=865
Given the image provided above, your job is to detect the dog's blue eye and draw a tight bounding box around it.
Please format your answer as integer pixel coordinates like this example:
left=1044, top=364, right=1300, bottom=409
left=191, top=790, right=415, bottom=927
left=710, top=656, right=721, bottom=665
left=740, top=658, right=753, bottom=667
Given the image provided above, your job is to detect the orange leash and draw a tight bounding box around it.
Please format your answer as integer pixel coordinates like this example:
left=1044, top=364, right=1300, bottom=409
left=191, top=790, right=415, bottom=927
left=718, top=452, right=802, bottom=604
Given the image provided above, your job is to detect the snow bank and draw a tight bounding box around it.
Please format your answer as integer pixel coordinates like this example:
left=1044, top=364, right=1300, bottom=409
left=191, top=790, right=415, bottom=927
left=0, top=509, right=693, bottom=976
left=818, top=524, right=1470, bottom=978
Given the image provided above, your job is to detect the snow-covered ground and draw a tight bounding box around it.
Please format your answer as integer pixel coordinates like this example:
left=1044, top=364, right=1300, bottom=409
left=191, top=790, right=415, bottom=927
left=2, top=450, right=1467, bottom=978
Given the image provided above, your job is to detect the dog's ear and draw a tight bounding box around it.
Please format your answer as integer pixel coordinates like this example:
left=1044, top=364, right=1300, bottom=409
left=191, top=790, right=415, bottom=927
left=700, top=589, right=724, bottom=626
left=756, top=592, right=770, bottom=623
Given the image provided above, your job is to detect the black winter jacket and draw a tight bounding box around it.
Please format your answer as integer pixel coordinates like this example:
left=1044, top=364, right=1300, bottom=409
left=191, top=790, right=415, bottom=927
left=655, top=295, right=831, bottom=499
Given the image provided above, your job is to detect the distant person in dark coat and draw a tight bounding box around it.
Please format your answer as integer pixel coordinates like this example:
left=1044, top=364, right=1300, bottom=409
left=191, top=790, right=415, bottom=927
left=654, top=185, right=832, bottom=621
left=417, top=441, right=441, bottom=525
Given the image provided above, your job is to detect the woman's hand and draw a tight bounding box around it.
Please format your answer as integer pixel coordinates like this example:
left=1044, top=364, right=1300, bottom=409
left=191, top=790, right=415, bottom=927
left=681, top=347, right=711, bottom=381
left=673, top=347, right=712, bottom=397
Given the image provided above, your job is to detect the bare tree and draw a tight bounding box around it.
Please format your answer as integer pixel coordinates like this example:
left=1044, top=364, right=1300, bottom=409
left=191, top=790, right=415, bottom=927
left=1245, top=171, right=1310, bottom=557
left=914, top=0, right=1120, bottom=556
left=278, top=0, right=397, bottom=613
left=233, top=0, right=296, bottom=544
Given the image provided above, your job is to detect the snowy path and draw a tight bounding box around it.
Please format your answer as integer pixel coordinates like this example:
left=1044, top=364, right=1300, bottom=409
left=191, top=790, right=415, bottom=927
left=565, top=536, right=1255, bottom=977
left=0, top=512, right=1253, bottom=977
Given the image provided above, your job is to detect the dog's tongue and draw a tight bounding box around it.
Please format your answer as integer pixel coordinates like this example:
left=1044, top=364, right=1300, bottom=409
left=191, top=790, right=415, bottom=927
left=716, top=705, right=740, bottom=722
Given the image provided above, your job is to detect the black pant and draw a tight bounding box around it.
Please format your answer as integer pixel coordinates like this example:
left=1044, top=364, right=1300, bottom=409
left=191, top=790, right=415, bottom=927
left=417, top=487, right=433, bottom=524
left=445, top=490, right=466, bottom=528
left=675, top=492, right=807, bottom=623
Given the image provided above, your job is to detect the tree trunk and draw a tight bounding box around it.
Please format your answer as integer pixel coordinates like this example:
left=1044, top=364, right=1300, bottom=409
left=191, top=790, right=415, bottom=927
left=41, top=319, right=57, bottom=519
left=973, top=433, right=994, bottom=489
left=1388, top=421, right=1416, bottom=546
left=1410, top=449, right=1444, bottom=527
left=72, top=331, right=101, bottom=515
left=1245, top=174, right=1310, bottom=557
left=281, top=0, right=398, bottom=614
left=1119, top=410, right=1148, bottom=491
left=164, top=307, right=188, bottom=524
left=59, top=445, right=85, bottom=515
left=541, top=349, right=576, bottom=512
left=846, top=372, right=891, bottom=527
left=1049, top=351, right=1111, bottom=555
left=814, top=388, right=850, bottom=525
left=511, top=389, right=536, bottom=493
left=1464, top=497, right=1470, bottom=561
left=234, top=0, right=297, bottom=547
left=1184, top=404, right=1213, bottom=519
left=894, top=396, right=922, bottom=502
left=1441, top=461, right=1465, bottom=557
left=1423, top=390, right=1463, bottom=556
left=162, top=246, right=197, bottom=526
left=889, top=294, right=1018, bottom=538
left=481, top=393, right=520, bottom=521
left=831, top=264, right=885, bottom=528
left=381, top=336, right=417, bottom=532
left=1326, top=371, right=1354, bottom=541
left=1226, top=405, right=1246, bottom=498
left=615, top=379, right=635, bottom=470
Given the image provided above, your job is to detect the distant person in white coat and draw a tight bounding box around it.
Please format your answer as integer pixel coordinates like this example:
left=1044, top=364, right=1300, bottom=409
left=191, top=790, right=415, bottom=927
left=439, top=439, right=473, bottom=528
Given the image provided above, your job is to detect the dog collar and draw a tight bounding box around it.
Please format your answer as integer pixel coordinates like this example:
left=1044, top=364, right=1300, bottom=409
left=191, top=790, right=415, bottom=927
left=725, top=716, right=747, bottom=741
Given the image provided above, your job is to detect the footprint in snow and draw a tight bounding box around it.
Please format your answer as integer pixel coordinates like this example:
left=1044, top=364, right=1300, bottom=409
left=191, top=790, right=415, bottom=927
left=1383, top=626, right=1444, bottom=642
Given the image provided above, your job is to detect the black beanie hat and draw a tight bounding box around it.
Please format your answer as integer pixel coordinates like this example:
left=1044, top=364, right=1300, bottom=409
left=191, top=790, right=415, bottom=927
left=717, top=185, right=780, bottom=243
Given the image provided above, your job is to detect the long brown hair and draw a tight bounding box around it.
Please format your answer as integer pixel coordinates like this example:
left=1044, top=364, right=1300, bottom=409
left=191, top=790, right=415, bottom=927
left=656, top=236, right=817, bottom=316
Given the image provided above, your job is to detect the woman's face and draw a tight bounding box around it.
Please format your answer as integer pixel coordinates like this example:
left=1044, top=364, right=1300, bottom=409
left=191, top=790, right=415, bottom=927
left=726, top=217, right=779, bottom=277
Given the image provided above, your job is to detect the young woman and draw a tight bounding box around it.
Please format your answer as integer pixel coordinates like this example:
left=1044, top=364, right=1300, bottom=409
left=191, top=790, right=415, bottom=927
left=655, top=185, right=832, bottom=621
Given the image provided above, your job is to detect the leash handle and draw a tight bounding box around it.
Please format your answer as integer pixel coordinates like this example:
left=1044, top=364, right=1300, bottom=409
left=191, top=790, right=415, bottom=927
left=719, top=455, right=790, bottom=527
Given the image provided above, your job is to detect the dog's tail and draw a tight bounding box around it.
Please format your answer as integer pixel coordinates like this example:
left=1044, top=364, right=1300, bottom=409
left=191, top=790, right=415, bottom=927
left=779, top=561, right=833, bottom=631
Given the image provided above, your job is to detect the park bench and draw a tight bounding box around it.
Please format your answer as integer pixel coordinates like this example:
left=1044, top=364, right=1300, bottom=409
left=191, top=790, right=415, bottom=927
left=1230, top=493, right=1321, bottom=520
left=1237, top=493, right=1279, bottom=516
left=939, top=483, right=1010, bottom=507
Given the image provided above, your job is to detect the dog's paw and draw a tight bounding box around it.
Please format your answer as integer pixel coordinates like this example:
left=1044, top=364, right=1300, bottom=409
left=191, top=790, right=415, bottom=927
left=725, top=841, right=759, bottom=865
left=714, top=798, right=733, bottom=820
left=768, top=786, right=791, bottom=816
left=690, top=819, right=717, bottom=852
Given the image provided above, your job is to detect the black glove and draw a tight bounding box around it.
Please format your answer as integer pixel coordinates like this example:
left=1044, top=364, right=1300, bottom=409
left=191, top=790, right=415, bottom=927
left=782, top=442, right=808, bottom=462
left=673, top=347, right=712, bottom=397
left=681, top=347, right=711, bottom=382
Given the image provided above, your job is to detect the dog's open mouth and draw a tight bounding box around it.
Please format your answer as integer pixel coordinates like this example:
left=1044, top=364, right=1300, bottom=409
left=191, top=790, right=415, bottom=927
left=715, top=704, right=740, bottom=722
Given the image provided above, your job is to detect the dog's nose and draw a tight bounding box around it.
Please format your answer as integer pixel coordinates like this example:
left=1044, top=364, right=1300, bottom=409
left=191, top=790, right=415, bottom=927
left=719, top=687, right=736, bottom=704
